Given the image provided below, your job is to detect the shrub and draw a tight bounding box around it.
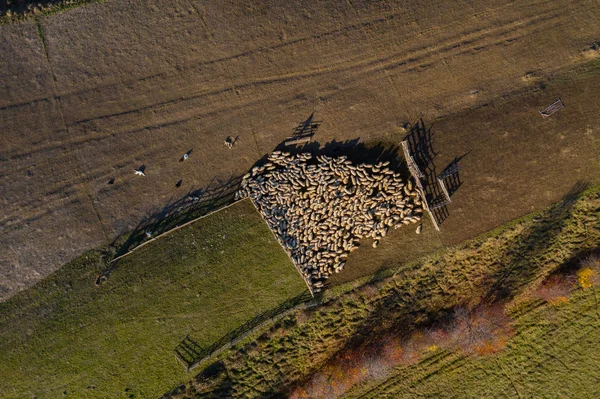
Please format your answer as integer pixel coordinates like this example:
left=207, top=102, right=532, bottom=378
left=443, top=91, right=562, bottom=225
left=577, top=268, right=596, bottom=289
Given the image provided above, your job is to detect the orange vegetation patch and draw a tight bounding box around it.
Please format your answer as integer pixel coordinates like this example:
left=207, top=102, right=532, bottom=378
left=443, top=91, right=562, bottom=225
left=289, top=338, right=405, bottom=399
left=290, top=303, right=514, bottom=398
left=577, top=268, right=597, bottom=289
left=534, top=274, right=575, bottom=303
left=290, top=254, right=600, bottom=398
left=446, top=303, right=513, bottom=356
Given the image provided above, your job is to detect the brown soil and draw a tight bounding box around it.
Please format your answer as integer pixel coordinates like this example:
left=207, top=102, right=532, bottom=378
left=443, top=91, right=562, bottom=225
left=1, top=0, right=599, bottom=300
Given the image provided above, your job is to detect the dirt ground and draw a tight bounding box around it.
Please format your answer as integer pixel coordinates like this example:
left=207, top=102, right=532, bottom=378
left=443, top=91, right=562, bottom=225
left=1, top=0, right=599, bottom=300
left=334, top=66, right=600, bottom=285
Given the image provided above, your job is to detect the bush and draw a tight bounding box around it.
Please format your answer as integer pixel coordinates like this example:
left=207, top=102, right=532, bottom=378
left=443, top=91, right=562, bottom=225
left=577, top=254, right=600, bottom=289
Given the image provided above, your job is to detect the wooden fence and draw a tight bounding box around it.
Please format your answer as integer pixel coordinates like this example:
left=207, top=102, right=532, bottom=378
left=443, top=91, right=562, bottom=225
left=401, top=140, right=440, bottom=231
left=109, top=199, right=247, bottom=264
left=176, top=292, right=319, bottom=372
left=540, top=98, right=564, bottom=118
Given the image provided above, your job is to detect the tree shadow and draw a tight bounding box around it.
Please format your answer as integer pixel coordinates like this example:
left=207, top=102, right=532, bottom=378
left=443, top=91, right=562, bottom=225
left=333, top=180, right=592, bottom=354
left=484, top=179, right=591, bottom=302
left=1, top=1, right=62, bottom=17
left=367, top=266, right=395, bottom=285
left=195, top=361, right=234, bottom=399
left=160, top=361, right=233, bottom=399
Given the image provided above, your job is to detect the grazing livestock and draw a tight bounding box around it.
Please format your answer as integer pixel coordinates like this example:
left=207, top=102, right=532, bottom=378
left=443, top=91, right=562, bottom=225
left=236, top=151, right=422, bottom=292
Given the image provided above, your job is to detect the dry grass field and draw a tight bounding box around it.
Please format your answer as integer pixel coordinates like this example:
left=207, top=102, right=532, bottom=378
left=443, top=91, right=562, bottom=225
left=2, top=0, right=600, bottom=300
left=332, top=59, right=600, bottom=285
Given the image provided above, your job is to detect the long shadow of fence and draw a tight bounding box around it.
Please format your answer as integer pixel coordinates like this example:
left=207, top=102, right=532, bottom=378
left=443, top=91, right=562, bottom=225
left=115, top=175, right=243, bottom=257
left=175, top=290, right=319, bottom=371
left=403, top=118, right=467, bottom=227
left=291, top=112, right=322, bottom=140
left=96, top=175, right=245, bottom=284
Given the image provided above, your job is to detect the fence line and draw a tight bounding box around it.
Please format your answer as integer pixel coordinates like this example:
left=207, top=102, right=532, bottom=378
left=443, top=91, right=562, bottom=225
left=249, top=200, right=315, bottom=297
left=183, top=296, right=320, bottom=372
left=110, top=198, right=247, bottom=264
left=401, top=140, right=440, bottom=231
left=431, top=177, right=452, bottom=210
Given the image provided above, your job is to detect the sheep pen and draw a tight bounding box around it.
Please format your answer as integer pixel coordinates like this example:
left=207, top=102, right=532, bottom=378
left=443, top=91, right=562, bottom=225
left=236, top=151, right=423, bottom=292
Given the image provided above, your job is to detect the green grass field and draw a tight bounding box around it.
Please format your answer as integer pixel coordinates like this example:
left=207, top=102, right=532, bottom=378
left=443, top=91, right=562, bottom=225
left=163, top=185, right=600, bottom=398
left=0, top=199, right=307, bottom=399
left=345, top=284, right=600, bottom=398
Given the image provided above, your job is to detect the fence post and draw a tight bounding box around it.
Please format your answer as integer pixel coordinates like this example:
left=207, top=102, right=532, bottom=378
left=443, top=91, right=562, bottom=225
left=401, top=141, right=440, bottom=231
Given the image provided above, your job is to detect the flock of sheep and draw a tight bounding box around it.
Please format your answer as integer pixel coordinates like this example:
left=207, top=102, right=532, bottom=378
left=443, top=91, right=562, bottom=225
left=235, top=151, right=423, bottom=292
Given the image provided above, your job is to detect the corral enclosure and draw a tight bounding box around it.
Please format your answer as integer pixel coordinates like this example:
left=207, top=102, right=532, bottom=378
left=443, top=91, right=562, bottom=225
left=0, top=199, right=307, bottom=399
left=239, top=151, right=424, bottom=292
left=2, top=0, right=600, bottom=300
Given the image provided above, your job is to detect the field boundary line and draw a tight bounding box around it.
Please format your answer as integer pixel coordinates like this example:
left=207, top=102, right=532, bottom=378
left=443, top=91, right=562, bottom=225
left=248, top=200, right=316, bottom=297
left=110, top=198, right=247, bottom=263
left=35, top=16, right=111, bottom=242
left=186, top=297, right=320, bottom=372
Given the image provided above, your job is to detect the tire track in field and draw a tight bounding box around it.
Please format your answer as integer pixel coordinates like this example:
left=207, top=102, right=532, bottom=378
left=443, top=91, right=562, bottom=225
left=25, top=17, right=111, bottom=244
left=97, top=6, right=565, bottom=111
left=1, top=95, right=263, bottom=229
left=0, top=0, right=579, bottom=119
left=0, top=7, right=406, bottom=114
left=376, top=12, right=564, bottom=73
left=1, top=7, right=568, bottom=211
left=0, top=1, right=581, bottom=230
left=0, top=141, right=175, bottom=230
left=0, top=0, right=526, bottom=113
left=90, top=6, right=564, bottom=133
left=0, top=89, right=261, bottom=203
left=68, top=5, right=563, bottom=127
left=51, top=0, right=530, bottom=107
left=4, top=2, right=566, bottom=163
